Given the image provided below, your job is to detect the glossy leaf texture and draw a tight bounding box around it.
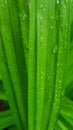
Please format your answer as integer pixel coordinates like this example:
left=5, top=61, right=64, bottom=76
left=0, top=0, right=72, bottom=130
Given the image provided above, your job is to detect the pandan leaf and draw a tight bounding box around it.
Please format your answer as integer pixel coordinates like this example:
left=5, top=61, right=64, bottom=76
left=60, top=96, right=73, bottom=118
left=48, top=1, right=71, bottom=130
left=0, top=92, right=7, bottom=100
left=36, top=0, right=57, bottom=130
left=17, top=0, right=29, bottom=68
left=0, top=34, right=24, bottom=129
left=0, top=1, right=27, bottom=129
left=62, top=116, right=73, bottom=127
left=0, top=110, right=14, bottom=129
left=0, top=0, right=72, bottom=130
left=59, top=114, right=73, bottom=130
left=7, top=125, right=17, bottom=130
left=57, top=119, right=69, bottom=130
left=7, top=0, right=28, bottom=128
left=0, top=78, right=7, bottom=100
left=28, top=0, right=37, bottom=130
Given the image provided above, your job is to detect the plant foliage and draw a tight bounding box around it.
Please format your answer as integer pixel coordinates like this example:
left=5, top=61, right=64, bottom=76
left=0, top=0, right=73, bottom=130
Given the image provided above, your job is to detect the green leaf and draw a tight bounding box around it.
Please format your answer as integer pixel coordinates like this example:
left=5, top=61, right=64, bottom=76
left=0, top=1, right=27, bottom=129
left=28, top=0, right=37, bottom=130
left=36, top=0, right=57, bottom=130
left=60, top=96, right=73, bottom=118
left=17, top=0, right=29, bottom=68
left=57, top=120, right=68, bottom=130
left=0, top=35, right=24, bottom=129
left=0, top=110, right=14, bottom=129
left=48, top=1, right=71, bottom=130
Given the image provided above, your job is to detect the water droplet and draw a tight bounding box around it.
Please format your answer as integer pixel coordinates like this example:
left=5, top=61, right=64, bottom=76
left=37, top=73, right=39, bottom=77
left=41, top=87, right=43, bottom=90
left=1, top=3, right=4, bottom=8
left=66, top=23, right=68, bottom=27
left=41, top=72, right=43, bottom=79
left=50, top=26, right=53, bottom=30
left=57, top=62, right=60, bottom=67
left=0, top=0, right=5, bottom=7
left=40, top=4, right=43, bottom=9
left=43, top=8, right=46, bottom=12
left=5, top=0, right=7, bottom=4
left=53, top=45, right=58, bottom=54
left=61, top=2, right=64, bottom=5
left=64, top=6, right=66, bottom=9
left=57, top=0, right=60, bottom=4
left=50, top=16, right=54, bottom=20
left=40, top=16, right=43, bottom=24
left=40, top=16, right=43, bottom=21
left=24, top=13, right=27, bottom=18
left=23, top=13, right=27, bottom=21
left=30, top=47, right=33, bottom=50
left=40, top=37, right=43, bottom=42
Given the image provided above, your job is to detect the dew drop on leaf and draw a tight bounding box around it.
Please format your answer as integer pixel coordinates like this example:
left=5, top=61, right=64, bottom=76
left=40, top=4, right=43, bottom=9
left=64, top=6, right=66, bottom=9
left=5, top=0, right=7, bottom=4
left=22, top=13, right=27, bottom=21
left=1, top=3, right=4, bottom=8
left=40, top=37, right=43, bottom=43
left=53, top=45, right=58, bottom=54
left=30, top=47, right=33, bottom=50
left=40, top=16, right=43, bottom=21
left=24, top=13, right=27, bottom=18
left=37, top=72, right=39, bottom=77
left=66, top=23, right=68, bottom=27
left=41, top=72, right=43, bottom=79
left=50, top=16, right=54, bottom=20
left=41, top=87, right=43, bottom=91
left=43, top=7, right=46, bottom=12
left=50, top=26, right=53, bottom=30
left=61, top=2, right=64, bottom=5
left=57, top=0, right=60, bottom=4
